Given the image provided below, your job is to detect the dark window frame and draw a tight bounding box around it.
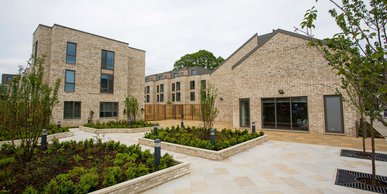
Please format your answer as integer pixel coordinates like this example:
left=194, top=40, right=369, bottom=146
left=190, top=80, right=195, bottom=90
left=100, top=102, right=118, bottom=118
left=146, top=86, right=150, bottom=94
left=176, top=82, right=181, bottom=91
left=172, top=93, right=175, bottom=102
left=66, top=42, right=77, bottom=64
left=101, top=50, right=115, bottom=70
left=63, top=101, right=81, bottom=119
left=172, top=83, right=175, bottom=92
left=160, top=94, right=164, bottom=102
left=64, top=70, right=75, bottom=92
left=100, top=74, right=114, bottom=93
left=146, top=95, right=150, bottom=103
left=160, top=84, right=164, bottom=93
left=190, top=92, right=195, bottom=101
left=176, top=92, right=181, bottom=102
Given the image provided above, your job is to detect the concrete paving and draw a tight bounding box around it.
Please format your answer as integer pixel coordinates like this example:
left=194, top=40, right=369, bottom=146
left=60, top=128, right=387, bottom=194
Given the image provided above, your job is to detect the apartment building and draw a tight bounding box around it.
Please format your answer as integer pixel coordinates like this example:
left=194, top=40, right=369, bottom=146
left=32, top=24, right=145, bottom=126
left=144, top=66, right=210, bottom=120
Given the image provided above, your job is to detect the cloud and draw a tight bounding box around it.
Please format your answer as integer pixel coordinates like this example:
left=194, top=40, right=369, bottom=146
left=0, top=0, right=341, bottom=76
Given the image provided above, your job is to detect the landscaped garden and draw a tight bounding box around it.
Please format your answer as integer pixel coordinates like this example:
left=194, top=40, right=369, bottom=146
left=0, top=139, right=176, bottom=193
left=83, top=120, right=157, bottom=129
left=144, top=125, right=264, bottom=151
left=0, top=124, right=69, bottom=141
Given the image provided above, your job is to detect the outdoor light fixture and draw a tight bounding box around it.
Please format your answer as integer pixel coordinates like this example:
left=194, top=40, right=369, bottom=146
left=220, top=97, right=224, bottom=101
left=278, top=90, right=284, bottom=94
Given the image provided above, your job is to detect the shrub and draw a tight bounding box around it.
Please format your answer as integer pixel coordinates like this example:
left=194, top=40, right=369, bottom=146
left=125, top=166, right=136, bottom=179
left=23, top=185, right=38, bottom=194
left=0, top=157, right=16, bottom=168
left=44, top=174, right=75, bottom=194
left=73, top=154, right=83, bottom=163
left=114, top=153, right=136, bottom=166
left=102, top=166, right=122, bottom=187
left=75, top=169, right=99, bottom=194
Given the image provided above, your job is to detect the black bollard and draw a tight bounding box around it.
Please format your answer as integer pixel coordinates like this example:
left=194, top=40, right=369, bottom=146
left=154, top=139, right=161, bottom=168
left=57, top=121, right=61, bottom=128
left=210, top=128, right=215, bottom=146
left=180, top=114, right=184, bottom=128
left=41, top=128, right=47, bottom=149
left=153, top=126, right=158, bottom=136
left=252, top=121, right=256, bottom=133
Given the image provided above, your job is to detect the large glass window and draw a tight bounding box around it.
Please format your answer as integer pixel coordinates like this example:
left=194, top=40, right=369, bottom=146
left=262, top=97, right=308, bottom=131
left=176, top=82, right=181, bottom=91
left=160, top=94, right=164, bottom=102
left=190, top=80, right=195, bottom=90
left=100, top=74, right=113, bottom=93
left=64, top=101, right=81, bottom=119
left=66, top=42, right=77, bottom=64
left=101, top=50, right=115, bottom=70
left=190, top=92, right=195, bottom=101
left=176, top=92, right=181, bottom=101
left=65, top=70, right=75, bottom=92
left=160, top=84, right=164, bottom=93
left=172, top=83, right=175, bottom=92
left=100, top=102, right=118, bottom=117
left=239, top=99, right=250, bottom=127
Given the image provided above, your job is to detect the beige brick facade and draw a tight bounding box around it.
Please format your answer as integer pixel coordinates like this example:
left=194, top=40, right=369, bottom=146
left=211, top=29, right=358, bottom=136
left=32, top=24, right=145, bottom=127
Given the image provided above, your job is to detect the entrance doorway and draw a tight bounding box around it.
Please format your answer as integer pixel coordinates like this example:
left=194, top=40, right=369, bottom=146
left=262, top=97, right=308, bottom=131
left=239, top=99, right=250, bottom=127
left=324, top=95, right=344, bottom=133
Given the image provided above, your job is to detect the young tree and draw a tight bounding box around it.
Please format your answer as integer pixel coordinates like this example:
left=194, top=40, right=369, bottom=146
left=0, top=56, right=60, bottom=161
left=200, top=83, right=219, bottom=129
left=173, top=50, right=224, bottom=70
left=124, top=96, right=140, bottom=123
left=299, top=0, right=386, bottom=185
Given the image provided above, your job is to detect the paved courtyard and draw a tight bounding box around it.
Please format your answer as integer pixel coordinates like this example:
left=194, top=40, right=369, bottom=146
left=61, top=128, right=387, bottom=194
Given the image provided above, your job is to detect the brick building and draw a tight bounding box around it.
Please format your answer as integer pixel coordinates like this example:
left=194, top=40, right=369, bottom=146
left=32, top=24, right=145, bottom=126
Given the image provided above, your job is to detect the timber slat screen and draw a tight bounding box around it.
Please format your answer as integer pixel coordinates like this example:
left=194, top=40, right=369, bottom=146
left=145, top=104, right=201, bottom=121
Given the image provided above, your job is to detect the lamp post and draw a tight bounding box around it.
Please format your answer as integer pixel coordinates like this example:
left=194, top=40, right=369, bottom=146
left=252, top=121, right=256, bottom=133
left=153, top=126, right=158, bottom=136
left=154, top=139, right=161, bottom=168
left=210, top=128, right=215, bottom=146
left=41, top=128, right=47, bottom=149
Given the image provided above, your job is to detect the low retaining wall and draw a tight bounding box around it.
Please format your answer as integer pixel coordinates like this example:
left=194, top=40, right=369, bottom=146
left=0, top=131, right=74, bottom=146
left=138, top=135, right=268, bottom=160
left=90, top=161, right=190, bottom=194
left=79, top=125, right=154, bottom=133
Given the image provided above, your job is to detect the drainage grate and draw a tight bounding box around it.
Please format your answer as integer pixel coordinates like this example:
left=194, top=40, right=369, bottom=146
left=340, top=149, right=387, bottom=162
left=335, top=169, right=387, bottom=193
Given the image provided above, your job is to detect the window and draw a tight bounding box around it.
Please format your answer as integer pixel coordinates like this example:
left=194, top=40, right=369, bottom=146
left=157, top=95, right=159, bottom=102
left=157, top=85, right=159, bottom=93
left=191, top=69, right=197, bottom=75
left=176, top=82, right=181, bottom=91
left=172, top=83, right=175, bottom=92
left=190, top=92, right=195, bottom=101
left=146, top=86, right=150, bottom=94
left=160, top=94, right=164, bottom=102
left=101, top=74, right=114, bottom=93
left=65, top=70, right=75, bottom=92
left=190, top=80, right=195, bottom=90
left=176, top=92, right=181, bottom=101
left=66, top=42, right=77, bottom=64
left=160, top=84, right=164, bottom=93
left=33, top=41, right=38, bottom=64
left=173, top=73, right=178, bottom=78
left=100, top=102, right=118, bottom=117
left=64, top=101, right=81, bottom=119
left=201, top=80, right=206, bottom=90
left=158, top=75, right=163, bottom=80
left=101, top=50, right=115, bottom=70
left=172, top=93, right=175, bottom=102
left=146, top=95, right=150, bottom=103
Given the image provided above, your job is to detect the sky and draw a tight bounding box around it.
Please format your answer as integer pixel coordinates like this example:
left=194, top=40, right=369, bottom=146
left=0, top=0, right=341, bottom=81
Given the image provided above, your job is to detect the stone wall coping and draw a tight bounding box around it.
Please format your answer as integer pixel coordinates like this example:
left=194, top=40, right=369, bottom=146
left=0, top=131, right=74, bottom=146
left=138, top=135, right=268, bottom=160
left=89, top=161, right=190, bottom=194
left=79, top=125, right=162, bottom=134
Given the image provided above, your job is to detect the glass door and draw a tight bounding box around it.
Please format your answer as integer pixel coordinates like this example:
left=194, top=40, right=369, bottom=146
left=324, top=95, right=344, bottom=133
left=239, top=99, right=250, bottom=127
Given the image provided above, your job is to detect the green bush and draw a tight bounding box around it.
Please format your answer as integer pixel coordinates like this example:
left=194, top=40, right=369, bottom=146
left=0, top=157, right=16, bottom=168
left=84, top=120, right=157, bottom=129
left=23, top=185, right=38, bottom=194
left=44, top=174, right=75, bottom=194
left=144, top=127, right=264, bottom=151
left=102, top=166, right=122, bottom=187
left=75, top=169, right=99, bottom=194
left=73, top=154, right=83, bottom=163
left=125, top=166, right=137, bottom=179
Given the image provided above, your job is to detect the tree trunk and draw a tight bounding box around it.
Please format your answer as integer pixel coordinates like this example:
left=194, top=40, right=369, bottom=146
left=361, top=116, right=366, bottom=154
left=370, top=117, right=376, bottom=184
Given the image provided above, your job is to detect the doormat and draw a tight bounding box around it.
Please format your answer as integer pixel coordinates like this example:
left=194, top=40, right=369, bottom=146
left=335, top=169, right=387, bottom=193
left=340, top=149, right=387, bottom=162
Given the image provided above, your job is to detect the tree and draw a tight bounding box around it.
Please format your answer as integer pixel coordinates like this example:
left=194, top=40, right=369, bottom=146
left=124, top=96, right=139, bottom=123
left=173, top=50, right=224, bottom=70
left=299, top=0, right=386, bottom=186
left=200, top=83, right=219, bottom=129
left=0, top=56, right=60, bottom=161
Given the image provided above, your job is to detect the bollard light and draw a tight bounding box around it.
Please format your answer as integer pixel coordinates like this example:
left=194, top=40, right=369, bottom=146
left=57, top=121, right=61, bottom=128
left=154, top=139, right=161, bottom=168
left=210, top=128, right=215, bottom=146
left=180, top=114, right=184, bottom=128
left=41, top=128, right=48, bottom=149
left=153, top=126, right=158, bottom=136
left=252, top=121, right=256, bottom=133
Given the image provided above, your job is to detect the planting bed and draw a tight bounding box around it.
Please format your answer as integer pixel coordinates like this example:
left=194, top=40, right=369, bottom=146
left=140, top=126, right=267, bottom=160
left=0, top=139, right=181, bottom=193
